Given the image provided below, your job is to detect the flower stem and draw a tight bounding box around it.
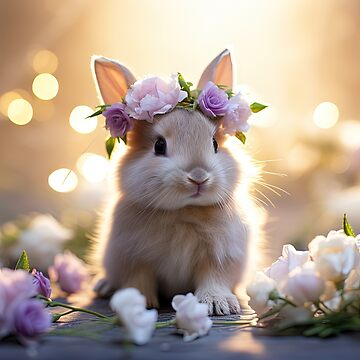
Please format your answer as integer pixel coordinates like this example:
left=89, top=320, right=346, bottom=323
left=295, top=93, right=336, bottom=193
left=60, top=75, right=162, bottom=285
left=38, top=296, right=110, bottom=320
left=155, top=319, right=176, bottom=329
left=318, top=300, right=332, bottom=313
left=278, top=296, right=297, bottom=307
left=49, top=302, right=109, bottom=319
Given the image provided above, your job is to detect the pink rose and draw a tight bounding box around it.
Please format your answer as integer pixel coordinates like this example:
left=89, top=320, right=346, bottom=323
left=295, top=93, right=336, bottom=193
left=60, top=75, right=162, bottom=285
left=49, top=251, right=88, bottom=294
left=222, top=92, right=252, bottom=134
left=125, top=75, right=187, bottom=122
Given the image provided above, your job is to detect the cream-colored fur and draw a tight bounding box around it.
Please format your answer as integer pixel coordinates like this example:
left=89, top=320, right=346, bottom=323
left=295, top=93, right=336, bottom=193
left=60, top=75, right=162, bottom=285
left=91, top=109, right=264, bottom=315
left=90, top=50, right=265, bottom=315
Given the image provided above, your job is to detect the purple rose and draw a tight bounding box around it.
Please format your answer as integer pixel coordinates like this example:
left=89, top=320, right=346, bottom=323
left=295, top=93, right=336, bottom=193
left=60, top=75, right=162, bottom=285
left=13, top=299, right=51, bottom=338
left=103, top=103, right=134, bottom=138
left=32, top=269, right=52, bottom=298
left=198, top=81, right=229, bottom=118
left=49, top=251, right=88, bottom=294
left=0, top=269, right=38, bottom=338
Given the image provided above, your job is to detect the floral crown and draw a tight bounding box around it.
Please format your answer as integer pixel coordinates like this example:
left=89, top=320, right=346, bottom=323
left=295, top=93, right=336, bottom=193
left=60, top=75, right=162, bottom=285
left=90, top=52, right=267, bottom=158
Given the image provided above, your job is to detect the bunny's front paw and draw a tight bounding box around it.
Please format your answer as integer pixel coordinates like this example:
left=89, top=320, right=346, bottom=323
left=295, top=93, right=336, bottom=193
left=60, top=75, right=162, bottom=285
left=195, top=288, right=241, bottom=315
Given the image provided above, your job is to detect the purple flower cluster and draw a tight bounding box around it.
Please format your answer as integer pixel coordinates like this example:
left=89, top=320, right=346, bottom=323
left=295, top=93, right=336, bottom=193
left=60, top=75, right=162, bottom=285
left=198, top=82, right=252, bottom=133
left=101, top=77, right=253, bottom=142
left=0, top=268, right=51, bottom=339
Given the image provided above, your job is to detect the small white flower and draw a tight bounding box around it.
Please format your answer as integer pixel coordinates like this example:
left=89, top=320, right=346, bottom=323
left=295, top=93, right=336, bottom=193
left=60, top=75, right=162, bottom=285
left=110, top=288, right=157, bottom=345
left=171, top=293, right=212, bottom=342
left=282, top=262, right=325, bottom=305
left=14, top=215, right=73, bottom=271
left=356, top=234, right=360, bottom=250
left=265, top=244, right=309, bottom=284
left=309, top=230, right=359, bottom=282
left=222, top=92, right=252, bottom=134
left=246, top=271, right=278, bottom=316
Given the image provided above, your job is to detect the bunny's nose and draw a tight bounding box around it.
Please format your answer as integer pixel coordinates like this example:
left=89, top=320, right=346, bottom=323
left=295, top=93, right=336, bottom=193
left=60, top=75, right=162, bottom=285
left=187, top=167, right=209, bottom=185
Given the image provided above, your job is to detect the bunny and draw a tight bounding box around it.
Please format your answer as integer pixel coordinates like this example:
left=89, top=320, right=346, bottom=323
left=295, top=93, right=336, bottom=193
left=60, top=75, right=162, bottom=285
left=90, top=50, right=265, bottom=315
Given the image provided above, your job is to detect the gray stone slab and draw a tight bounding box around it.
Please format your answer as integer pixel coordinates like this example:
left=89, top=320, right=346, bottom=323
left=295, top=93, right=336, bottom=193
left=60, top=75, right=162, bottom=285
left=1, top=294, right=360, bottom=360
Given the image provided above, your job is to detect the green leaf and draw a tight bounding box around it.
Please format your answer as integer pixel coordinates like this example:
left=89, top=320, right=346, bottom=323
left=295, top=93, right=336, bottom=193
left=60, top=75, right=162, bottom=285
left=178, top=73, right=192, bottom=98
left=250, top=102, right=268, bottom=113
left=343, top=214, right=356, bottom=237
left=225, top=89, right=235, bottom=98
left=235, top=131, right=246, bottom=144
left=318, top=327, right=337, bottom=338
left=303, top=325, right=325, bottom=337
left=86, top=105, right=111, bottom=119
left=116, top=135, right=127, bottom=145
left=15, top=250, right=30, bottom=272
left=86, top=109, right=103, bottom=118
left=105, top=137, right=116, bottom=159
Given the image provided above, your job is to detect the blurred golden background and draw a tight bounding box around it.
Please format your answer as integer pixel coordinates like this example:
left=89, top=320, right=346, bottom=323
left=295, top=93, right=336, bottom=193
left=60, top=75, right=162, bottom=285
left=1, top=0, right=360, bottom=268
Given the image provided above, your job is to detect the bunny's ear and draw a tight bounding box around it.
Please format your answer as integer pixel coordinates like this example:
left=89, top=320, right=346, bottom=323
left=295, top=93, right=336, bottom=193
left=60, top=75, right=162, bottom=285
left=91, top=56, right=136, bottom=104
left=197, top=49, right=233, bottom=90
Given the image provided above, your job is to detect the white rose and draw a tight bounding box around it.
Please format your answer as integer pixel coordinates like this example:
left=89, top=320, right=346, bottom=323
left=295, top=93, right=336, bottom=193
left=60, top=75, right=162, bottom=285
left=345, top=268, right=360, bottom=291
left=283, top=262, right=325, bottom=305
left=14, top=215, right=73, bottom=271
left=309, top=230, right=359, bottom=282
left=246, top=271, right=278, bottom=315
left=265, top=244, right=309, bottom=283
left=171, top=293, right=212, bottom=342
left=110, top=288, right=158, bottom=345
left=317, top=280, right=342, bottom=311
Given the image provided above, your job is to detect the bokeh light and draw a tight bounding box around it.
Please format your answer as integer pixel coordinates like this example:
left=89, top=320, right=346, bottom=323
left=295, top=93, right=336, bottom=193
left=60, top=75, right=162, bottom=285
left=32, top=50, right=58, bottom=73
left=7, top=98, right=33, bottom=125
left=32, top=73, right=59, bottom=100
left=0, top=91, right=22, bottom=116
left=286, top=143, right=320, bottom=177
left=313, top=102, right=339, bottom=129
left=69, top=105, right=98, bottom=134
left=76, top=153, right=109, bottom=183
left=48, top=168, right=78, bottom=193
left=338, top=120, right=360, bottom=150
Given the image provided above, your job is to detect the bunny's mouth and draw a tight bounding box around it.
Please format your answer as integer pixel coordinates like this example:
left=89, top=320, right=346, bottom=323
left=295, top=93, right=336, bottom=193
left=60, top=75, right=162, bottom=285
left=190, top=185, right=204, bottom=198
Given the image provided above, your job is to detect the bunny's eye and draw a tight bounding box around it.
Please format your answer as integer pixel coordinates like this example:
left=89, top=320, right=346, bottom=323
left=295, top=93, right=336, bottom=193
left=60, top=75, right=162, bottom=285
left=213, top=138, right=218, bottom=153
left=154, top=137, right=167, bottom=156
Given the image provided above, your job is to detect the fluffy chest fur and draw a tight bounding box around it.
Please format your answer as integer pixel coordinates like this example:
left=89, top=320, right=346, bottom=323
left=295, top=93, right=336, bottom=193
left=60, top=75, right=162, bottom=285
left=104, top=201, right=249, bottom=295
